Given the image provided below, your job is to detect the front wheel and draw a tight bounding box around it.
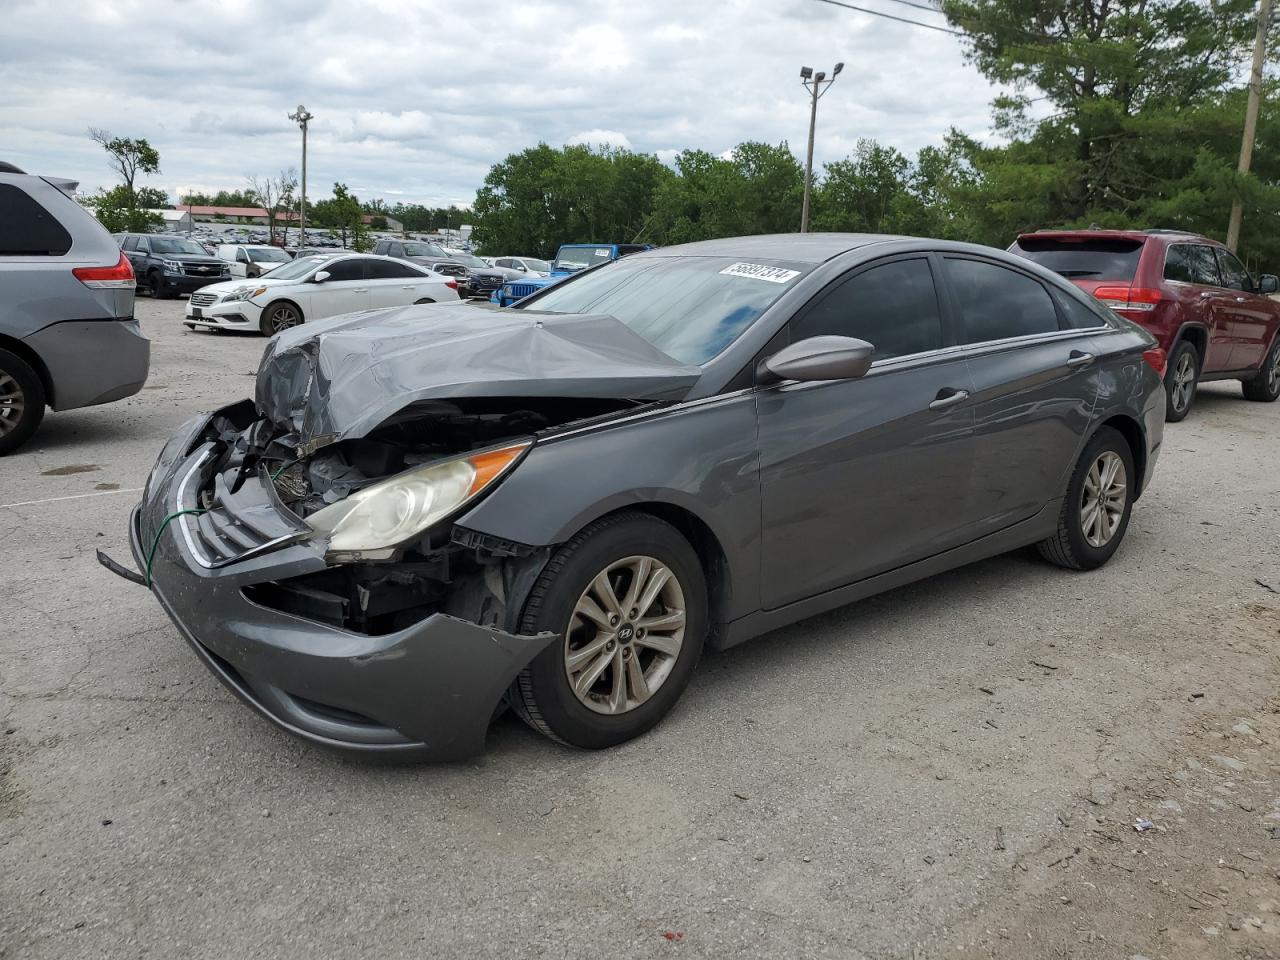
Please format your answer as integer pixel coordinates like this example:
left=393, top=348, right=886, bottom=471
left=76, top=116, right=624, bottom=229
left=1164, top=341, right=1199, bottom=422
left=259, top=301, right=303, bottom=336
left=511, top=512, right=707, bottom=750
left=1241, top=338, right=1280, bottom=403
left=0, top=348, right=46, bottom=455
left=1037, top=425, right=1135, bottom=571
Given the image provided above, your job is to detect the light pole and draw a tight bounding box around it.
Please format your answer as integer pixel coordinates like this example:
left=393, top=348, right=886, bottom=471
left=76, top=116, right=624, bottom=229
left=288, top=105, right=314, bottom=247
left=798, top=62, right=843, bottom=234
left=1226, top=0, right=1273, bottom=253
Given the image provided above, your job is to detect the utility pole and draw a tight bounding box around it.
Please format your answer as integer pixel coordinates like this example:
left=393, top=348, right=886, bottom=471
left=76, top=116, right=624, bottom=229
left=289, top=105, right=314, bottom=248
left=798, top=62, right=843, bottom=233
left=1227, top=0, right=1272, bottom=253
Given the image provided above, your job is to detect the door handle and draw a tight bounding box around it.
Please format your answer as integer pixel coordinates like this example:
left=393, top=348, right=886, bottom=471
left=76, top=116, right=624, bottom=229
left=1235, top=296, right=1248, bottom=303
left=352, top=288, right=368, bottom=293
left=401, top=285, right=415, bottom=290
left=1066, top=351, right=1095, bottom=367
left=929, top=388, right=969, bottom=410
left=1199, top=291, right=1217, bottom=299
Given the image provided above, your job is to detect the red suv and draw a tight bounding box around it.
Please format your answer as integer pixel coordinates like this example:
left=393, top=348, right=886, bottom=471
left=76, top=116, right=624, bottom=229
left=1010, top=230, right=1280, bottom=421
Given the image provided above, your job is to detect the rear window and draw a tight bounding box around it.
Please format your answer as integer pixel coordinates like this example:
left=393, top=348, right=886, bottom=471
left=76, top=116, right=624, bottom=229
left=0, top=184, right=73, bottom=255
left=1011, top=236, right=1143, bottom=281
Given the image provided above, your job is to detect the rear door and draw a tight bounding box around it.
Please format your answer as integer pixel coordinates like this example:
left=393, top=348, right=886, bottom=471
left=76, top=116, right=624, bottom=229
left=1161, top=243, right=1231, bottom=370
left=310, top=257, right=370, bottom=317
left=365, top=258, right=435, bottom=307
left=1215, top=247, right=1273, bottom=370
left=757, top=254, right=976, bottom=608
left=938, top=255, right=1105, bottom=537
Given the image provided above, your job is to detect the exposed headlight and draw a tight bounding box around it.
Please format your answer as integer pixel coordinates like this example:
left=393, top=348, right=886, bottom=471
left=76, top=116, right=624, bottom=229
left=306, top=441, right=531, bottom=559
left=222, top=286, right=268, bottom=303
left=162, top=259, right=184, bottom=273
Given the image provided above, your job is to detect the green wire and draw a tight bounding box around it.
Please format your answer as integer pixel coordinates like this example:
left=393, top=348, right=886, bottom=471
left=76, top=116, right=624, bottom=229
left=271, top=461, right=294, bottom=481
left=144, top=509, right=205, bottom=587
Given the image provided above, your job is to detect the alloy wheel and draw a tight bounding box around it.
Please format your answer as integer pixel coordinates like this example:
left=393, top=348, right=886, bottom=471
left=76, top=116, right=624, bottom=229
left=269, top=305, right=301, bottom=332
left=1080, top=450, right=1127, bottom=548
left=1170, top=351, right=1196, bottom=412
left=0, top=370, right=24, bottom=437
left=1269, top=347, right=1280, bottom=393
left=563, top=555, right=686, bottom=715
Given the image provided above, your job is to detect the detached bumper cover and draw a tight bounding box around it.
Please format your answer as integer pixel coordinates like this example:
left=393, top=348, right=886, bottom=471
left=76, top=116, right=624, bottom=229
left=125, top=424, right=557, bottom=760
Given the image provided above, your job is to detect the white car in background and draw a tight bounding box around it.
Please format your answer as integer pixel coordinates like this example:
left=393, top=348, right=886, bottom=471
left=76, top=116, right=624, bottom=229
left=215, top=243, right=293, bottom=279
left=489, top=256, right=552, bottom=280
left=184, top=253, right=460, bottom=335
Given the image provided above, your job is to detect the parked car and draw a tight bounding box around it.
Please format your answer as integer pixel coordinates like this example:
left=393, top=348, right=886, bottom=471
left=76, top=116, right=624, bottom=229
left=434, top=252, right=506, bottom=299
left=489, top=256, right=552, bottom=281
left=116, top=233, right=230, bottom=299
left=1010, top=229, right=1280, bottom=420
left=372, top=238, right=460, bottom=271
left=215, top=243, right=292, bottom=279
left=0, top=161, right=149, bottom=453
left=108, top=233, right=1164, bottom=758
left=183, top=253, right=460, bottom=335
left=492, top=243, right=651, bottom=305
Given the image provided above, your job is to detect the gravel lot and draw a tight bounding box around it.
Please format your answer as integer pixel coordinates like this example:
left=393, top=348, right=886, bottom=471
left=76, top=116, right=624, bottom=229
left=3, top=298, right=1280, bottom=960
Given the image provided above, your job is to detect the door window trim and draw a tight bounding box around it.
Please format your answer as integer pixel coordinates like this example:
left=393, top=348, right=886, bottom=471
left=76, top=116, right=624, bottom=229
left=935, top=252, right=1083, bottom=344
left=1163, top=242, right=1223, bottom=289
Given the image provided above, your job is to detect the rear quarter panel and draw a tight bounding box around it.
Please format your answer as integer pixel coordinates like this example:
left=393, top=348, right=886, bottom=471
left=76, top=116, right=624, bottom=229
left=1089, top=323, right=1165, bottom=495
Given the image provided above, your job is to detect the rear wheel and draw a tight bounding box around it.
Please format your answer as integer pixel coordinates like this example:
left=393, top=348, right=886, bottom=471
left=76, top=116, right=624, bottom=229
left=1037, top=426, right=1135, bottom=571
left=511, top=512, right=707, bottom=749
left=1241, top=338, right=1280, bottom=403
left=1164, top=341, right=1199, bottom=422
left=0, top=349, right=46, bottom=455
left=260, top=301, right=303, bottom=336
left=413, top=298, right=436, bottom=304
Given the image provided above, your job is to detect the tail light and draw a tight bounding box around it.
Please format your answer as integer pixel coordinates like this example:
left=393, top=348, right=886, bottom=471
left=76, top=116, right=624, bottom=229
left=1093, top=285, right=1163, bottom=322
left=72, top=251, right=135, bottom=289
left=445, top=280, right=458, bottom=291
left=1142, top=347, right=1167, bottom=377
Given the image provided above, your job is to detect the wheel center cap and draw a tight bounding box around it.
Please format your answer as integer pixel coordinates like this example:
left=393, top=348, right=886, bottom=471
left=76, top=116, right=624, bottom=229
left=617, top=623, right=635, bottom=643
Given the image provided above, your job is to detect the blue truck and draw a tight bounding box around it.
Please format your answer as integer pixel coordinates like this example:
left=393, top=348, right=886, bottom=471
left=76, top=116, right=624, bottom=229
left=491, top=242, right=652, bottom=306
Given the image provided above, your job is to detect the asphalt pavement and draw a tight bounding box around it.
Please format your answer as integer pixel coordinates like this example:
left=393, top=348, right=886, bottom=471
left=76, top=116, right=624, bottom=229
left=3, top=298, right=1279, bottom=959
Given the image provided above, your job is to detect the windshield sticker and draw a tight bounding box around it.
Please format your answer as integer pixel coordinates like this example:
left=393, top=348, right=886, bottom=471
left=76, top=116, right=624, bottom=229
left=593, top=249, right=610, bottom=257
left=719, top=262, right=801, bottom=284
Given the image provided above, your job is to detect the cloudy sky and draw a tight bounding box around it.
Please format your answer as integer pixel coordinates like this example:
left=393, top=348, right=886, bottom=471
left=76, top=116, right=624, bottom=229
left=0, top=0, right=1015, bottom=209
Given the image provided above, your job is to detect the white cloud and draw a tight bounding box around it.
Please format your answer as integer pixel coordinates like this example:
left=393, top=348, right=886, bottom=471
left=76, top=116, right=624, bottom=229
left=0, top=0, right=1024, bottom=208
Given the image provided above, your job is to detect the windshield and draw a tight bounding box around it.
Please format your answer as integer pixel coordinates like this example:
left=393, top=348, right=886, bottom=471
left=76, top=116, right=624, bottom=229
left=454, top=254, right=491, bottom=269
left=248, top=246, right=290, bottom=263
left=522, top=258, right=551, bottom=272
left=523, top=256, right=808, bottom=364
left=150, top=237, right=208, bottom=255
left=1011, top=237, right=1144, bottom=280
left=554, top=246, right=613, bottom=272
left=256, top=256, right=325, bottom=281
left=404, top=242, right=447, bottom=257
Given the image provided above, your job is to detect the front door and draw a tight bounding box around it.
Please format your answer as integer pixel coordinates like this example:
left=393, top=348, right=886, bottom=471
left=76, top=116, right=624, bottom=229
left=757, top=255, right=976, bottom=610
left=936, top=255, right=1106, bottom=535
left=366, top=258, right=434, bottom=308
left=311, top=257, right=371, bottom=318
left=1215, top=247, right=1273, bottom=370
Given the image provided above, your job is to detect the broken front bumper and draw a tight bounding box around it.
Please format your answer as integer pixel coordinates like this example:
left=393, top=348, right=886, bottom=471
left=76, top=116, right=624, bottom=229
left=116, top=419, right=557, bottom=761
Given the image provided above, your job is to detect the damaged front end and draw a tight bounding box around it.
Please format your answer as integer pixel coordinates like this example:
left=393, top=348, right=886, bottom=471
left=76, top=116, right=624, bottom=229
left=106, top=306, right=701, bottom=759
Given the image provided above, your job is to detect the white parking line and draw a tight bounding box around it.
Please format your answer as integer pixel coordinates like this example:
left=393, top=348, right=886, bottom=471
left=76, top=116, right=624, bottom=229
left=0, top=488, right=144, bottom=510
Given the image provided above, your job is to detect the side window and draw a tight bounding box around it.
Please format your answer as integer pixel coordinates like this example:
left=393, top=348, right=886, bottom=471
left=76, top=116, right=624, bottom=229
left=236, top=249, right=249, bottom=263
left=1051, top=288, right=1110, bottom=329
left=1163, top=244, right=1195, bottom=283
left=1215, top=248, right=1254, bottom=292
left=324, top=258, right=366, bottom=282
left=495, top=259, right=511, bottom=269
left=0, top=184, right=73, bottom=255
left=793, top=257, right=943, bottom=361
left=122, top=235, right=139, bottom=252
left=944, top=258, right=1060, bottom=344
left=386, top=242, right=403, bottom=258
left=1187, top=246, right=1221, bottom=286
left=136, top=238, right=151, bottom=254
left=366, top=259, right=418, bottom=280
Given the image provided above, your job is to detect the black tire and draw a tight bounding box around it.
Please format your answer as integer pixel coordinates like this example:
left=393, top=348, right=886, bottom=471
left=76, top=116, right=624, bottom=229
left=511, top=511, right=707, bottom=750
left=259, top=301, right=303, bottom=336
left=0, top=348, right=47, bottom=455
left=151, top=270, right=175, bottom=300
left=1037, top=425, right=1136, bottom=571
left=1163, top=340, right=1199, bottom=422
left=1241, top=338, right=1280, bottom=403
left=413, top=298, right=436, bottom=305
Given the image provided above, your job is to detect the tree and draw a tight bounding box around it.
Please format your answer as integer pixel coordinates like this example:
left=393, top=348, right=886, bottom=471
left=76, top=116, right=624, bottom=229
left=180, top=189, right=258, bottom=207
left=89, top=128, right=160, bottom=195
left=247, top=169, right=298, bottom=245
left=311, top=183, right=369, bottom=250
left=87, top=186, right=163, bottom=233
left=87, top=128, right=163, bottom=233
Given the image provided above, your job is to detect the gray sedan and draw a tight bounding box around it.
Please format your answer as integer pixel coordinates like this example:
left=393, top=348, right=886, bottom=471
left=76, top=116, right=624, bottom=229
left=102, top=233, right=1165, bottom=759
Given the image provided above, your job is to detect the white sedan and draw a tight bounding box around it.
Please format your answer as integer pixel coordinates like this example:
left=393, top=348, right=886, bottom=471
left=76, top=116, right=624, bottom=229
left=184, top=253, right=461, bottom=336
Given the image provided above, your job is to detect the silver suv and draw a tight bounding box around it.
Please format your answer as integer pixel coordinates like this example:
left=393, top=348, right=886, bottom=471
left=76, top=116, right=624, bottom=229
left=0, top=162, right=150, bottom=454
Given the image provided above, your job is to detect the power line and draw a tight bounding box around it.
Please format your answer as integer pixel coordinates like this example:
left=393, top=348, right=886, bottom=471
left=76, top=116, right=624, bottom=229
left=812, top=0, right=965, bottom=35
left=879, top=0, right=946, bottom=14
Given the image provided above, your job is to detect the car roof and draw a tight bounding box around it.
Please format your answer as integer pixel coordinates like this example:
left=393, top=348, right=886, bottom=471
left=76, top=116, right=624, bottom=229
left=633, top=232, right=904, bottom=264
left=1016, top=228, right=1218, bottom=246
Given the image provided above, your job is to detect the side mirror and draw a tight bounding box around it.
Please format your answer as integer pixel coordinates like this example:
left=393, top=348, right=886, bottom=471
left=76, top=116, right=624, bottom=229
left=760, top=336, right=875, bottom=383
left=313, top=271, right=330, bottom=283
left=516, top=265, right=527, bottom=273
left=1259, top=274, right=1278, bottom=294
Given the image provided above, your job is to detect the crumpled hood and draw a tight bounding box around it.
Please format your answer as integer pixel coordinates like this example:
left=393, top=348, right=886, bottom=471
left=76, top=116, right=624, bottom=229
left=255, top=302, right=702, bottom=447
